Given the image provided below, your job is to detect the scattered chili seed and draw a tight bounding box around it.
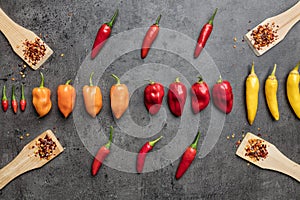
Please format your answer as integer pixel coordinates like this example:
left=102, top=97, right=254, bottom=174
left=235, top=140, right=241, bottom=147
left=35, top=134, right=57, bottom=160
left=245, top=138, right=268, bottom=161
left=60, top=53, right=64, bottom=57
left=11, top=77, right=15, bottom=81
left=226, top=136, right=230, bottom=140
left=23, top=38, right=47, bottom=66
left=233, top=37, right=237, bottom=42
left=20, top=136, right=24, bottom=140
left=233, top=45, right=237, bottom=48
left=250, top=23, right=279, bottom=50
left=247, top=163, right=250, bottom=166
left=231, top=133, right=235, bottom=138
left=257, top=127, right=261, bottom=131
left=26, top=133, right=30, bottom=137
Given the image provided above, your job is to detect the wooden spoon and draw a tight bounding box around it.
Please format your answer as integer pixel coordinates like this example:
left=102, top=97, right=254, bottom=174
left=236, top=132, right=300, bottom=182
left=0, top=130, right=64, bottom=190
left=244, top=1, right=300, bottom=56
left=0, top=8, right=53, bottom=70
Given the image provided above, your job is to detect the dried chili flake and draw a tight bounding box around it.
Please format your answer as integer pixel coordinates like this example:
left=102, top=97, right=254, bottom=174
left=250, top=23, right=279, bottom=50
left=245, top=138, right=268, bottom=161
left=23, top=38, right=47, bottom=66
left=35, top=134, right=57, bottom=159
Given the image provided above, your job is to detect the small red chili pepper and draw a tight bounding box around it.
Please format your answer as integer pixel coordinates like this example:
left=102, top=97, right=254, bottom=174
left=175, top=131, right=201, bottom=180
left=20, top=84, right=26, bottom=112
left=212, top=76, right=233, bottom=114
left=191, top=76, right=210, bottom=114
left=91, top=126, right=114, bottom=176
left=11, top=85, right=18, bottom=114
left=194, top=8, right=218, bottom=58
left=167, top=77, right=187, bottom=117
left=141, top=14, right=161, bottom=59
left=2, top=85, right=8, bottom=112
left=144, top=80, right=164, bottom=115
left=136, top=136, right=163, bottom=173
left=91, top=9, right=119, bottom=59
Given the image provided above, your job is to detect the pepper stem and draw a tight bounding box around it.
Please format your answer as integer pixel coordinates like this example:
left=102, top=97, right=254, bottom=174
left=251, top=61, right=255, bottom=74
left=40, top=72, right=44, bottom=88
left=217, top=75, right=222, bottom=83
left=154, top=14, right=161, bottom=25
left=111, top=74, right=121, bottom=85
left=175, top=77, right=180, bottom=83
left=294, top=61, right=300, bottom=71
left=197, top=76, right=203, bottom=83
left=2, top=85, right=7, bottom=101
left=208, top=8, right=218, bottom=25
left=145, top=80, right=155, bottom=85
left=89, top=72, right=94, bottom=86
left=66, top=79, right=72, bottom=85
left=21, top=84, right=25, bottom=100
left=270, top=64, right=277, bottom=76
left=12, top=85, right=16, bottom=100
left=149, top=136, right=163, bottom=147
left=107, top=9, right=119, bottom=28
left=105, top=126, right=114, bottom=149
left=190, top=131, right=201, bottom=150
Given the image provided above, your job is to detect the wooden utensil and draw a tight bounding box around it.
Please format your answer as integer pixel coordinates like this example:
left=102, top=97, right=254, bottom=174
left=0, top=8, right=53, bottom=70
left=0, top=130, right=64, bottom=190
left=244, top=1, right=300, bottom=56
left=236, top=132, right=300, bottom=182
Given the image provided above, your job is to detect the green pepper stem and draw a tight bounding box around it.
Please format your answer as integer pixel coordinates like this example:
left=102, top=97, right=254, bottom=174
left=197, top=76, right=203, bottom=83
left=216, top=75, right=222, bottom=83
left=149, top=136, right=163, bottom=147
left=145, top=80, right=155, bottom=85
left=111, top=74, right=121, bottom=85
left=105, top=126, right=114, bottom=149
left=107, top=9, right=119, bottom=28
left=251, top=61, right=255, bottom=74
left=89, top=72, right=94, bottom=86
left=270, top=64, right=277, bottom=76
left=294, top=61, right=300, bottom=71
left=154, top=14, right=161, bottom=25
left=21, top=84, right=25, bottom=100
left=2, top=85, right=7, bottom=101
left=208, top=8, right=218, bottom=25
left=40, top=72, right=44, bottom=88
left=175, top=77, right=180, bottom=83
left=190, top=131, right=201, bottom=150
left=66, top=80, right=72, bottom=85
left=12, top=85, right=16, bottom=100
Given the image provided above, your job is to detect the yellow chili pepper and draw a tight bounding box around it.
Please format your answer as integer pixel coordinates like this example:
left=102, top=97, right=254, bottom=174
left=287, top=61, right=300, bottom=119
left=246, top=62, right=259, bottom=125
left=32, top=72, right=52, bottom=117
left=265, top=64, right=279, bottom=120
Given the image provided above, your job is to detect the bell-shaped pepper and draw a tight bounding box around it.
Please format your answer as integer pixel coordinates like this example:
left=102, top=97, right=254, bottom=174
left=57, top=80, right=76, bottom=118
left=167, top=77, right=187, bottom=117
left=191, top=76, right=210, bottom=114
left=144, top=80, right=164, bottom=115
left=82, top=72, right=103, bottom=118
left=212, top=76, right=233, bottom=114
left=32, top=72, right=52, bottom=117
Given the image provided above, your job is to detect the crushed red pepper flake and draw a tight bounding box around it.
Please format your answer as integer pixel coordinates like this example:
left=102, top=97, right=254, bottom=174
left=23, top=38, right=46, bottom=66
left=251, top=23, right=279, bottom=50
left=34, top=134, right=57, bottom=160
left=245, top=138, right=268, bottom=161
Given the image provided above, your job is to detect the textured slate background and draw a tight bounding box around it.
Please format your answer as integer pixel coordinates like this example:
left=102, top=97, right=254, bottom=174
left=0, top=0, right=299, bottom=199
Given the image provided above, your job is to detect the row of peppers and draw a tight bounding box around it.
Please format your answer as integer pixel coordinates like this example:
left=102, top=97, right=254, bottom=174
left=1, top=84, right=26, bottom=113
left=91, top=126, right=202, bottom=180
left=91, top=8, right=218, bottom=60
left=246, top=61, right=300, bottom=125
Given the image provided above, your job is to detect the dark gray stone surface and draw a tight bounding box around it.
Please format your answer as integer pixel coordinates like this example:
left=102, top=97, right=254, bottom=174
left=0, top=0, right=299, bottom=199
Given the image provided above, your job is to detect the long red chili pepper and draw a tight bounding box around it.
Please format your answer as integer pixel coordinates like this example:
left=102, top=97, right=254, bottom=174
left=194, top=8, right=218, bottom=58
left=91, top=126, right=114, bottom=176
left=91, top=9, right=119, bottom=59
left=20, top=84, right=26, bottom=112
left=2, top=85, right=8, bottom=112
left=11, top=85, right=18, bottom=114
left=136, top=136, right=163, bottom=173
left=167, top=77, right=187, bottom=117
left=144, top=80, right=164, bottom=115
left=141, top=14, right=161, bottom=59
left=191, top=76, right=210, bottom=114
left=175, top=131, right=201, bottom=180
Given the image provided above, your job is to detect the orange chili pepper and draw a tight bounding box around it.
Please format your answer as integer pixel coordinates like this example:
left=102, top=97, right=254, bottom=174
left=57, top=80, right=76, bottom=118
left=110, top=74, right=129, bottom=119
left=32, top=72, right=52, bottom=117
left=82, top=72, right=102, bottom=118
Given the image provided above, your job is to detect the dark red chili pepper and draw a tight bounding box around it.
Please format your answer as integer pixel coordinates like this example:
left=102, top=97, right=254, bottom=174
left=144, top=80, right=164, bottom=115
left=11, top=85, right=18, bottom=114
left=194, top=8, right=218, bottom=58
left=20, top=84, right=26, bottom=112
left=191, top=76, right=210, bottom=114
left=2, top=85, right=8, bottom=112
left=175, top=131, right=201, bottom=180
left=141, top=14, right=161, bottom=59
left=167, top=77, right=187, bottom=117
left=212, top=76, right=233, bottom=114
left=136, top=136, right=163, bottom=173
left=91, top=9, right=118, bottom=59
left=91, top=126, right=114, bottom=176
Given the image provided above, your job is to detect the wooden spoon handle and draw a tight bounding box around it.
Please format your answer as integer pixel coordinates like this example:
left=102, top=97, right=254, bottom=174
left=278, top=1, right=300, bottom=27
left=0, top=8, right=18, bottom=33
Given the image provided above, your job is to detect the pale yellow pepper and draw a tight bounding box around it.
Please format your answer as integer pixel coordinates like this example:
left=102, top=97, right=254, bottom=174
left=287, top=62, right=300, bottom=119
left=246, top=62, right=259, bottom=125
left=265, top=64, right=279, bottom=120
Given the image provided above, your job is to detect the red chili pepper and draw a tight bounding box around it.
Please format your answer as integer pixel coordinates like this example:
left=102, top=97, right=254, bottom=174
left=2, top=85, right=8, bottom=112
left=11, top=85, right=18, bottom=114
left=141, top=14, right=161, bottom=59
left=167, top=77, right=187, bottom=117
left=175, top=131, right=201, bottom=180
left=91, top=126, right=114, bottom=176
left=191, top=76, right=210, bottom=114
left=91, top=9, right=118, bottom=59
left=194, top=8, right=218, bottom=58
left=212, top=76, right=233, bottom=114
left=20, top=84, right=26, bottom=112
left=136, top=136, right=163, bottom=173
left=144, top=80, right=164, bottom=115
